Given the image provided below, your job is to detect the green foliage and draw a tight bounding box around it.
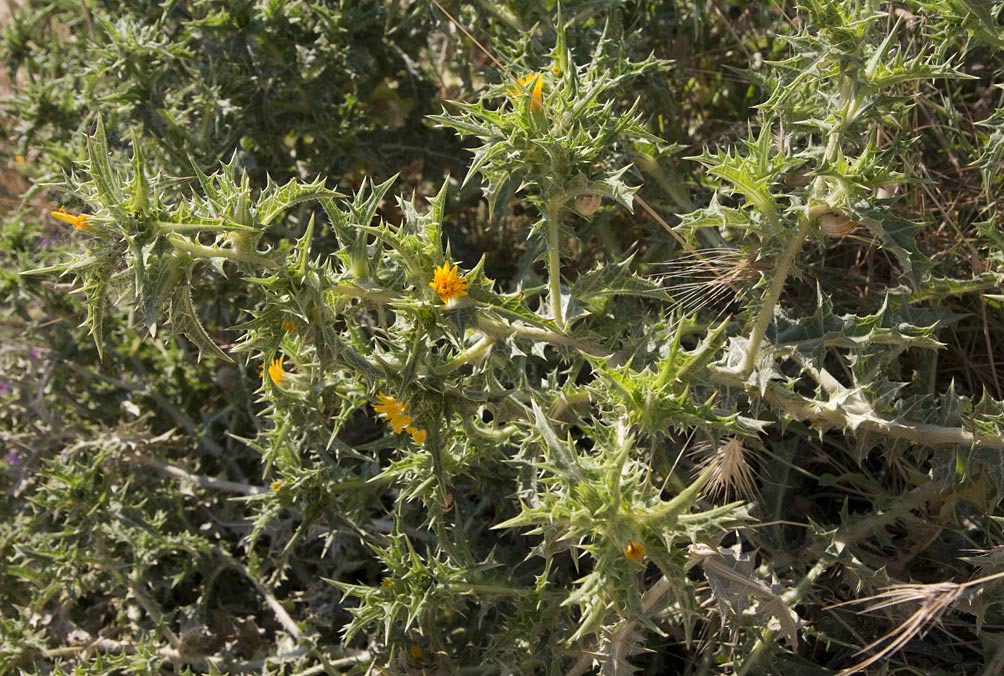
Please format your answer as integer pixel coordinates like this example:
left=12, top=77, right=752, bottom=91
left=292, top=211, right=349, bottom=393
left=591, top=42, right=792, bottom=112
left=4, top=1, right=1004, bottom=675
left=2, top=0, right=452, bottom=181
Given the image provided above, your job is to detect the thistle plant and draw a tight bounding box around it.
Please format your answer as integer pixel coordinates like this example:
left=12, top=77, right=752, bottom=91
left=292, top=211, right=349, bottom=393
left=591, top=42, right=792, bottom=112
left=6, top=1, right=1004, bottom=675
left=432, top=20, right=660, bottom=328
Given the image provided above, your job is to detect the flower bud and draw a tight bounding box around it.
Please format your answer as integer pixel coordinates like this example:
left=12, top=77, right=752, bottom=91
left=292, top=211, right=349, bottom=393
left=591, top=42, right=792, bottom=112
left=818, top=211, right=857, bottom=238
left=574, top=193, right=602, bottom=216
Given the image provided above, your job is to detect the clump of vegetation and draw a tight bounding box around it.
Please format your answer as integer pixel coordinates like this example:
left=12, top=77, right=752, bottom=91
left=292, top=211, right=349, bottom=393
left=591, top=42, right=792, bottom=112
left=3, top=1, right=1004, bottom=674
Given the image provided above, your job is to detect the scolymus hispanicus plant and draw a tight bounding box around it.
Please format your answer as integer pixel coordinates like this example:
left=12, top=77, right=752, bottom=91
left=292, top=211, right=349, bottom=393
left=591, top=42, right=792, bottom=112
left=12, top=1, right=1004, bottom=674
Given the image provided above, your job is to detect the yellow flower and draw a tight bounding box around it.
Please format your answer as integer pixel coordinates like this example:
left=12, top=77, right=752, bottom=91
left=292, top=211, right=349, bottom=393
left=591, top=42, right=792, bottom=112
left=50, top=206, right=90, bottom=230
left=373, top=393, right=427, bottom=443
left=15, top=154, right=25, bottom=167
left=406, top=426, right=426, bottom=444
left=260, top=356, right=288, bottom=387
left=429, top=262, right=468, bottom=304
left=508, top=72, right=544, bottom=112
left=373, top=392, right=414, bottom=434
left=282, top=319, right=297, bottom=333
left=624, top=540, right=645, bottom=561
left=270, top=480, right=282, bottom=492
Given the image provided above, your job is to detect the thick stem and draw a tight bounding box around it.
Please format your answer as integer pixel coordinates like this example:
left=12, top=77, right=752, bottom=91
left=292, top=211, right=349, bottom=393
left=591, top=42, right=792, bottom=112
left=167, top=234, right=276, bottom=268
left=545, top=199, right=565, bottom=330
left=476, top=315, right=609, bottom=357
left=330, top=283, right=399, bottom=304
left=468, top=420, right=519, bottom=441
left=711, top=366, right=1004, bottom=449
left=735, top=215, right=813, bottom=377
left=432, top=334, right=495, bottom=376
left=156, top=220, right=255, bottom=233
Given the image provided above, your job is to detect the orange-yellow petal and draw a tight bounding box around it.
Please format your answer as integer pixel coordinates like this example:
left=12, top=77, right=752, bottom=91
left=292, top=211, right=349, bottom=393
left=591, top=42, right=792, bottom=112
left=260, top=356, right=287, bottom=387
left=508, top=72, right=544, bottom=112
left=429, top=262, right=468, bottom=304
left=51, top=206, right=90, bottom=230
left=373, top=392, right=414, bottom=434
left=624, top=540, right=645, bottom=561
left=406, top=426, right=426, bottom=444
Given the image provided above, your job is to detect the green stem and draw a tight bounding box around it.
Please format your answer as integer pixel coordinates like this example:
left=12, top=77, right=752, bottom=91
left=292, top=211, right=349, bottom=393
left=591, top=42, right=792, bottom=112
left=476, top=315, right=609, bottom=357
left=656, top=318, right=729, bottom=389
left=168, top=234, right=240, bottom=261
left=676, top=500, right=747, bottom=524
left=639, top=464, right=715, bottom=524
left=545, top=198, right=565, bottom=330
left=468, top=420, right=519, bottom=441
left=735, top=215, right=812, bottom=377
left=432, top=334, right=495, bottom=376
left=156, top=220, right=256, bottom=233
left=834, top=480, right=940, bottom=549
left=633, top=150, right=695, bottom=213
left=445, top=582, right=545, bottom=597
left=167, top=234, right=276, bottom=268
left=330, top=283, right=400, bottom=304
left=608, top=419, right=633, bottom=517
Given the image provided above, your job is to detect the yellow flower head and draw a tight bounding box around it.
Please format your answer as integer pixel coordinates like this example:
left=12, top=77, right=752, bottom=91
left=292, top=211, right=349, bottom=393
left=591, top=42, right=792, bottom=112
left=508, top=72, right=544, bottom=112
left=282, top=319, right=297, bottom=333
left=51, top=206, right=90, bottom=230
left=624, top=540, right=645, bottom=562
left=373, top=392, right=414, bottom=434
left=429, top=262, right=468, bottom=304
left=270, top=480, right=282, bottom=492
left=260, top=356, right=288, bottom=387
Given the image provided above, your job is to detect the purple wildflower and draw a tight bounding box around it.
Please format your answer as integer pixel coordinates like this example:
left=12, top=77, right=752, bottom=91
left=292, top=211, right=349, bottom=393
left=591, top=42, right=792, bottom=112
left=27, top=347, right=40, bottom=361
left=0, top=380, right=10, bottom=395
left=2, top=449, right=21, bottom=466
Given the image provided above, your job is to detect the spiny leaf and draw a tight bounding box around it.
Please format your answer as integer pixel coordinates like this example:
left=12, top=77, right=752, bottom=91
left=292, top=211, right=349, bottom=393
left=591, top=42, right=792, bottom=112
left=256, top=176, right=344, bottom=226
left=772, top=289, right=943, bottom=360
left=87, top=113, right=123, bottom=206
left=171, top=283, right=233, bottom=363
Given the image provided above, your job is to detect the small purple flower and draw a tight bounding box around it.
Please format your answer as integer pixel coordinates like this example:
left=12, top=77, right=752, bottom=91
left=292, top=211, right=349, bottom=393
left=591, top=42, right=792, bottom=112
left=0, top=380, right=11, bottom=395
left=27, top=347, right=40, bottom=361
left=3, top=449, right=21, bottom=466
left=38, top=235, right=51, bottom=247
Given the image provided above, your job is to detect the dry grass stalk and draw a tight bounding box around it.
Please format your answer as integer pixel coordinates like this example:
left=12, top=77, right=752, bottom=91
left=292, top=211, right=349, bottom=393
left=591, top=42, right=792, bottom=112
left=693, top=436, right=760, bottom=502
left=654, top=247, right=760, bottom=318
left=829, top=571, right=1004, bottom=675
